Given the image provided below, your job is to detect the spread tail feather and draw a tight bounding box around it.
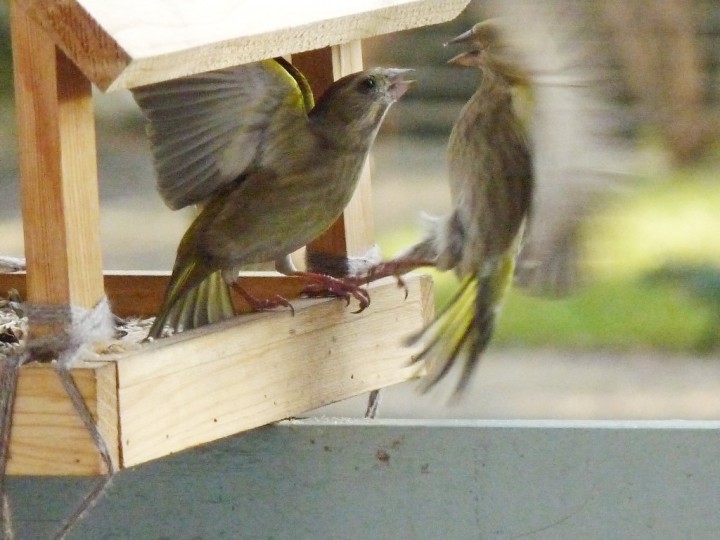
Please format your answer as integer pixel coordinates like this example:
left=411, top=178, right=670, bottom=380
left=147, top=268, right=235, bottom=339
left=408, top=251, right=516, bottom=396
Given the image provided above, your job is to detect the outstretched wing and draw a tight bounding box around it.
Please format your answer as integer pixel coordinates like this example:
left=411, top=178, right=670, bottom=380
left=132, top=59, right=312, bottom=210
left=478, top=0, right=633, bottom=295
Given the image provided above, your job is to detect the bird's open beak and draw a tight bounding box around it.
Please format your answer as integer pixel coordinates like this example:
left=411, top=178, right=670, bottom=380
left=447, top=50, right=483, bottom=67
left=387, top=68, right=415, bottom=100
left=444, top=27, right=484, bottom=67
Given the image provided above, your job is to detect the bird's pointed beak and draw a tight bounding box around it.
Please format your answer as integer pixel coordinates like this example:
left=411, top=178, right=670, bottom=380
left=444, top=28, right=475, bottom=47
left=386, top=68, right=415, bottom=100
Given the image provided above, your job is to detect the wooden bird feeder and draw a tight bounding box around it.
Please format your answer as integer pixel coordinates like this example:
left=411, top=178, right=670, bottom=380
left=2, top=0, right=470, bottom=475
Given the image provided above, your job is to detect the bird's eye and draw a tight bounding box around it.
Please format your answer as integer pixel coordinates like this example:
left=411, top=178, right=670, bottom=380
left=360, top=76, right=376, bottom=91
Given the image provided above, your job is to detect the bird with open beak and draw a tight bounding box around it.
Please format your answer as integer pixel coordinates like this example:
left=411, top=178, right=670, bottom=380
left=133, top=62, right=413, bottom=339
left=364, top=21, right=534, bottom=396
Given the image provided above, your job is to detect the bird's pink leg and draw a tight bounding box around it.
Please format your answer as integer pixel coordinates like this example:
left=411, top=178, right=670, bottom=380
left=295, top=272, right=371, bottom=313
left=365, top=258, right=436, bottom=282
left=356, top=258, right=437, bottom=299
left=232, top=282, right=295, bottom=316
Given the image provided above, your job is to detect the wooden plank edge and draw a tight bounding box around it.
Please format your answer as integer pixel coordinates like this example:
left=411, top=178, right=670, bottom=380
left=115, top=275, right=431, bottom=467
left=17, top=0, right=131, bottom=92
left=7, top=361, right=119, bottom=476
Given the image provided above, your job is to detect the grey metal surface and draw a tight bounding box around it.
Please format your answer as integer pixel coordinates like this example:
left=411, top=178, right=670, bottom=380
left=7, top=419, right=720, bottom=539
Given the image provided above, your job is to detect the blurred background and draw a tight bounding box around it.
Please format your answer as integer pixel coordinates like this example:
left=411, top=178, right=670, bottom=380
left=1, top=0, right=719, bottom=418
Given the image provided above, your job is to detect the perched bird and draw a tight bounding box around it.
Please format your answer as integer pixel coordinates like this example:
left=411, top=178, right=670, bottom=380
left=367, top=21, right=533, bottom=395
left=133, top=60, right=412, bottom=339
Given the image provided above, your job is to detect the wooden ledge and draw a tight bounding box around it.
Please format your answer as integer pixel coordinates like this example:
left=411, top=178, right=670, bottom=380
left=2, top=273, right=433, bottom=475
left=17, top=0, right=471, bottom=90
left=0, top=270, right=405, bottom=318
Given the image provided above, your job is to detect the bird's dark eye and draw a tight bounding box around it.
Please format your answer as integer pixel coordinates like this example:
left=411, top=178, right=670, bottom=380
left=360, top=76, right=376, bottom=91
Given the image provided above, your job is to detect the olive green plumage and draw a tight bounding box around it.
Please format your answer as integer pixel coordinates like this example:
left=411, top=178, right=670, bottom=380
left=396, top=21, right=534, bottom=394
left=133, top=61, right=411, bottom=338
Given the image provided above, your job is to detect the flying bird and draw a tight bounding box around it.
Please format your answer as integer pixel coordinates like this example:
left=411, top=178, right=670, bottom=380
left=365, top=21, right=533, bottom=395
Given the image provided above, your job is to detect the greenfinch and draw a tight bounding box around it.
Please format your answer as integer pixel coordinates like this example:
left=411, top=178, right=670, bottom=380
left=367, top=21, right=533, bottom=395
left=132, top=60, right=412, bottom=339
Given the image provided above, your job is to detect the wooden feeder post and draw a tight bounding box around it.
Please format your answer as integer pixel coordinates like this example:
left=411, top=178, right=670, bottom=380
left=2, top=0, right=471, bottom=475
left=10, top=4, right=104, bottom=316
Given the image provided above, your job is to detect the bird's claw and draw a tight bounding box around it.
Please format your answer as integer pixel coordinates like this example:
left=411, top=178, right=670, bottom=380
left=232, top=283, right=295, bottom=315
left=256, top=294, right=296, bottom=316
left=299, top=273, right=371, bottom=313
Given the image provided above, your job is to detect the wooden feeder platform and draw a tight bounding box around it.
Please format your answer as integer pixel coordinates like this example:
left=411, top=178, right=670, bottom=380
left=2, top=0, right=470, bottom=475
left=1, top=272, right=432, bottom=475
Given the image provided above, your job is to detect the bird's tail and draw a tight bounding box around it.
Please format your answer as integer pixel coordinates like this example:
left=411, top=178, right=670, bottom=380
left=147, top=269, right=235, bottom=339
left=408, top=250, right=516, bottom=396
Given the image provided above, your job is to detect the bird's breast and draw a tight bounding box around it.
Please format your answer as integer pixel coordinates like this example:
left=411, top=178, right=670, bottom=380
left=203, top=150, right=366, bottom=266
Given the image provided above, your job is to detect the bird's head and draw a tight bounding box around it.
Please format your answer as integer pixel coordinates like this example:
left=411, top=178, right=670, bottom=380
left=445, top=20, right=531, bottom=87
left=310, top=68, right=414, bottom=136
left=446, top=20, right=503, bottom=53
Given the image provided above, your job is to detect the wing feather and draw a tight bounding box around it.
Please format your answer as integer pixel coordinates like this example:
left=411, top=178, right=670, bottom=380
left=133, top=59, right=310, bottom=210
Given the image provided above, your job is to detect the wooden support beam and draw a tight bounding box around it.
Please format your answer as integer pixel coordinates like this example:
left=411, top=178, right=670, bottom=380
left=2, top=275, right=432, bottom=475
left=10, top=3, right=104, bottom=317
left=294, top=42, right=375, bottom=264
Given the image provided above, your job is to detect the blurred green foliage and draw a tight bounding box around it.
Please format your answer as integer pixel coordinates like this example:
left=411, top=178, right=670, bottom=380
left=496, top=278, right=717, bottom=353
left=378, top=157, right=720, bottom=352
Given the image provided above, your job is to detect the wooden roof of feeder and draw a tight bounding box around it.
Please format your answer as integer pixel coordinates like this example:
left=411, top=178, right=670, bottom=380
left=17, top=0, right=471, bottom=90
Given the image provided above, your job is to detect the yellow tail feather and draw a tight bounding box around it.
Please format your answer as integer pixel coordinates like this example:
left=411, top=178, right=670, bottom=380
left=411, top=248, right=517, bottom=395
left=147, top=265, right=235, bottom=339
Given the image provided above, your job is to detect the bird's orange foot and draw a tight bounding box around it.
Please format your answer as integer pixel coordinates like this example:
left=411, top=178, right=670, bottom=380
left=232, top=283, right=295, bottom=316
left=296, top=272, right=371, bottom=313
